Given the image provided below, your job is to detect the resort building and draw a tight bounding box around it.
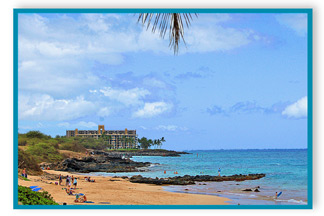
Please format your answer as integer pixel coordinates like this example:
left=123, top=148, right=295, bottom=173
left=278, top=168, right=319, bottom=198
left=66, top=125, right=138, bottom=149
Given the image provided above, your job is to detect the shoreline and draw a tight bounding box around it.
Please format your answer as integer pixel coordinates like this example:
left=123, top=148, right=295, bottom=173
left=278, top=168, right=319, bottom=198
left=18, top=170, right=230, bottom=205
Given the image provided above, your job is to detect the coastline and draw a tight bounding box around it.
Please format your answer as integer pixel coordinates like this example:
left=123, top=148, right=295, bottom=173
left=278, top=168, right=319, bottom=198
left=18, top=170, right=230, bottom=205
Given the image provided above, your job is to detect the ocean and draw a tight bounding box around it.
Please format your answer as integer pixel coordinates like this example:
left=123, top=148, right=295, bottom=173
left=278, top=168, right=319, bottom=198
left=92, top=149, right=308, bottom=205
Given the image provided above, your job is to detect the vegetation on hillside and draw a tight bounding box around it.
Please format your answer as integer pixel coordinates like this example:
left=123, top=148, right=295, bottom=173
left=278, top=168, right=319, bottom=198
left=18, top=149, right=42, bottom=175
left=26, top=142, right=63, bottom=163
left=18, top=186, right=58, bottom=205
left=18, top=131, right=167, bottom=165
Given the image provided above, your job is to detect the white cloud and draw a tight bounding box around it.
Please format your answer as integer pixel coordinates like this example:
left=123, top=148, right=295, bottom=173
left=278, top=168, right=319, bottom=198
left=155, top=125, right=188, bottom=132
left=19, top=94, right=96, bottom=121
left=133, top=102, right=172, bottom=118
left=185, top=26, right=253, bottom=53
left=81, top=14, right=111, bottom=32
left=57, top=122, right=70, bottom=128
left=99, top=87, right=150, bottom=106
left=19, top=13, right=260, bottom=63
left=37, top=41, right=81, bottom=57
left=276, top=14, right=307, bottom=36
left=17, top=13, right=262, bottom=101
left=97, top=107, right=111, bottom=117
left=282, top=96, right=307, bottom=118
left=142, top=78, right=167, bottom=89
left=57, top=121, right=97, bottom=129
left=77, top=121, right=98, bottom=128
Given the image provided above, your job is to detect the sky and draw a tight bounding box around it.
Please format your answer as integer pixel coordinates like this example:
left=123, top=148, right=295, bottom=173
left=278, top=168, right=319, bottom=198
left=17, top=12, right=309, bottom=150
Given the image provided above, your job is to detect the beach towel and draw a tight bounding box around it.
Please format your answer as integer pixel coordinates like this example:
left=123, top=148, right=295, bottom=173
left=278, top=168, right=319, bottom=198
left=74, top=193, right=84, bottom=196
left=32, top=187, right=42, bottom=192
left=83, top=201, right=94, bottom=203
left=29, top=186, right=39, bottom=189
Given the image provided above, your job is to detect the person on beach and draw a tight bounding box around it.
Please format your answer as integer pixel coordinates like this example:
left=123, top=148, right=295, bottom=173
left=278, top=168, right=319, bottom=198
left=66, top=175, right=69, bottom=186
left=82, top=195, right=87, bottom=202
left=218, top=168, right=221, bottom=176
left=59, top=174, right=62, bottom=185
left=75, top=194, right=80, bottom=202
left=275, top=192, right=278, bottom=199
left=73, top=177, right=77, bottom=188
left=22, top=168, right=27, bottom=178
left=66, top=185, right=73, bottom=195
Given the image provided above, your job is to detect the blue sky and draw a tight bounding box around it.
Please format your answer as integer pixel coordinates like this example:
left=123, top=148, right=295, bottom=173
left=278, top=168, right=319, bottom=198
left=18, top=13, right=308, bottom=150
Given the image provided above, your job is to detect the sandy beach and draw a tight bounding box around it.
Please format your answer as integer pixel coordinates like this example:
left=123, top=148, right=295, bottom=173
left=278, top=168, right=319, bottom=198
left=18, top=170, right=230, bottom=205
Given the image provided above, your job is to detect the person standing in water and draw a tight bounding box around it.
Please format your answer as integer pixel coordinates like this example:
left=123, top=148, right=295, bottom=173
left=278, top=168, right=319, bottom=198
left=218, top=168, right=221, bottom=176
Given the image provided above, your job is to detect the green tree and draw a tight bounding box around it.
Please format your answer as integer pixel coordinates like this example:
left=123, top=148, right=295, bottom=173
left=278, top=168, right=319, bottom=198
left=160, top=137, right=166, bottom=149
left=26, top=131, right=47, bottom=139
left=153, top=139, right=158, bottom=149
left=138, top=137, right=149, bottom=149
left=148, top=139, right=153, bottom=149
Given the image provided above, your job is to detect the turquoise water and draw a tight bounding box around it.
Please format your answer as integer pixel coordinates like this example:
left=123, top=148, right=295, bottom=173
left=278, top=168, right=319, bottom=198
left=92, top=149, right=308, bottom=205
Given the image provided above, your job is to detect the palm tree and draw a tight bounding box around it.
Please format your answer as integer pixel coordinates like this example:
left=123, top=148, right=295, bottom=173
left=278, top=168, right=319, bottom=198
left=153, top=139, right=158, bottom=149
left=138, top=13, right=198, bottom=54
left=148, top=139, right=153, bottom=149
left=121, top=135, right=127, bottom=149
left=156, top=139, right=162, bottom=149
left=160, top=137, right=166, bottom=149
left=127, top=137, right=135, bottom=149
left=107, top=135, right=112, bottom=148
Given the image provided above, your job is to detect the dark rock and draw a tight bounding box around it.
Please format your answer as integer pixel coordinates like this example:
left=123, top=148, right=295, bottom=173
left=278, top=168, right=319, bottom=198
left=53, top=155, right=151, bottom=173
left=130, top=173, right=266, bottom=186
left=242, top=189, right=253, bottom=191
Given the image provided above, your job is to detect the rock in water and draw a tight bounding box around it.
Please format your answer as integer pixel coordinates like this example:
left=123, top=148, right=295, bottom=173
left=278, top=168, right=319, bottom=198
left=242, top=189, right=253, bottom=192
left=130, top=174, right=266, bottom=186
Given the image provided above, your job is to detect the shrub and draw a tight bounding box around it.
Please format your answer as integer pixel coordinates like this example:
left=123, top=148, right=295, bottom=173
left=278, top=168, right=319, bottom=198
left=18, top=149, right=42, bottom=175
left=26, top=142, right=63, bottom=163
left=59, top=142, right=86, bottom=152
left=18, top=185, right=58, bottom=205
left=18, top=139, right=27, bottom=146
left=26, top=131, right=47, bottom=139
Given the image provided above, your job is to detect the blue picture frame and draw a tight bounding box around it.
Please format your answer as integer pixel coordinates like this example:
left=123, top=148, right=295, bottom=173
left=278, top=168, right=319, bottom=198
left=13, top=8, right=313, bottom=209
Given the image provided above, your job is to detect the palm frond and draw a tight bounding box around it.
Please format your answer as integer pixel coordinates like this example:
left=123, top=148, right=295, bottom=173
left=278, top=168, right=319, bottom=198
left=138, top=13, right=198, bottom=54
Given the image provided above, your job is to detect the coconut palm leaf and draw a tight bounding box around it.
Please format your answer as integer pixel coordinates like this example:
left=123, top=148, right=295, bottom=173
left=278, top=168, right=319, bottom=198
left=138, top=13, right=198, bottom=54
